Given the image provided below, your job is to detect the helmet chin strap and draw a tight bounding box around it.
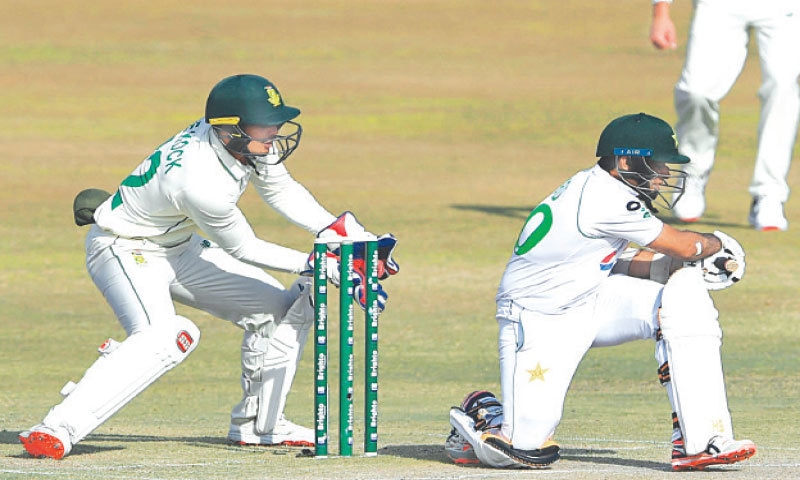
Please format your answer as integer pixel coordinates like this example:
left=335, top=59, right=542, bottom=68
left=226, top=136, right=250, bottom=156
left=638, top=192, right=659, bottom=214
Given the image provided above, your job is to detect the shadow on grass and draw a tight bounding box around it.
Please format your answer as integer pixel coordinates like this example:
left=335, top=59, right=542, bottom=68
left=3, top=430, right=675, bottom=472
left=380, top=443, right=450, bottom=463
left=660, top=216, right=742, bottom=230
left=451, top=204, right=533, bottom=220
left=564, top=448, right=671, bottom=472
left=381, top=443, right=672, bottom=472
left=2, top=429, right=238, bottom=459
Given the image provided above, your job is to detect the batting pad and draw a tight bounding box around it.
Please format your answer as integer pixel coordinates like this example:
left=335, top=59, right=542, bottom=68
left=40, top=315, right=200, bottom=444
left=449, top=408, right=521, bottom=468
left=659, top=268, right=732, bottom=454
left=230, top=277, right=313, bottom=435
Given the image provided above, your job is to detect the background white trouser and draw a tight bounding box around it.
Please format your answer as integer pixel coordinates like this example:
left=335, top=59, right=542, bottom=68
left=35, top=226, right=309, bottom=446
left=497, top=271, right=733, bottom=455
left=674, top=0, right=800, bottom=201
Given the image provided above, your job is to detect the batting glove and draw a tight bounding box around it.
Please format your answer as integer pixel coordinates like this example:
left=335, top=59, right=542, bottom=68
left=683, top=230, right=746, bottom=290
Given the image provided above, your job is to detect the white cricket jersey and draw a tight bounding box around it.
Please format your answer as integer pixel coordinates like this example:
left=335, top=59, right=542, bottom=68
left=496, top=165, right=664, bottom=313
left=93, top=119, right=336, bottom=273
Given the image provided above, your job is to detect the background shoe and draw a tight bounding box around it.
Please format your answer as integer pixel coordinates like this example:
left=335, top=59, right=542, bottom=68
left=672, top=176, right=706, bottom=222
left=749, top=196, right=788, bottom=231
left=19, top=426, right=72, bottom=459
left=671, top=436, right=756, bottom=471
left=228, top=415, right=314, bottom=447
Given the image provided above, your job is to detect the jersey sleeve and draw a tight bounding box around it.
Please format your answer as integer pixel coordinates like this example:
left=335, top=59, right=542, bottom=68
left=578, top=172, right=665, bottom=247
left=176, top=184, right=309, bottom=273
left=251, top=164, right=337, bottom=234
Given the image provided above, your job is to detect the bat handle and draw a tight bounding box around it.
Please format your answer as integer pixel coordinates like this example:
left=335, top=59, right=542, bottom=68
left=714, top=256, right=737, bottom=273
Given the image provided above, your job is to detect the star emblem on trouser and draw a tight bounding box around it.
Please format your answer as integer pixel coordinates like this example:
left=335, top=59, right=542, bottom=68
left=527, top=363, right=549, bottom=382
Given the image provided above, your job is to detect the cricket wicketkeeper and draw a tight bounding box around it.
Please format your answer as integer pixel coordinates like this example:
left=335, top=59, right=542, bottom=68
left=20, top=74, right=399, bottom=459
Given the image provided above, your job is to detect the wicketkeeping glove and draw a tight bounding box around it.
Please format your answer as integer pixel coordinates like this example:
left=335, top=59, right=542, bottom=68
left=683, top=230, right=746, bottom=291
left=351, top=274, right=388, bottom=313
left=350, top=233, right=400, bottom=280
left=301, top=248, right=388, bottom=311
left=300, top=251, right=341, bottom=286
left=318, top=212, right=400, bottom=280
left=317, top=211, right=370, bottom=245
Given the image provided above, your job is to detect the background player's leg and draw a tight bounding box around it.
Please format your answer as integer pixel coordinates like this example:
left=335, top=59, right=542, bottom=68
left=747, top=8, right=800, bottom=229
left=672, top=3, right=749, bottom=221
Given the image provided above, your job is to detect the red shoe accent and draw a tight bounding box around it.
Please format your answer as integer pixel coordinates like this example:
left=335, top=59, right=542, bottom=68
left=672, top=441, right=756, bottom=471
left=20, top=431, right=66, bottom=460
left=452, top=456, right=481, bottom=465
left=277, top=439, right=314, bottom=447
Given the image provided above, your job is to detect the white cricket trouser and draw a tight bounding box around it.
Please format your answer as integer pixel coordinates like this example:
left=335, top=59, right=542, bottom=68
left=86, top=226, right=295, bottom=335
left=674, top=0, right=800, bottom=201
left=80, top=226, right=303, bottom=436
left=497, top=275, right=663, bottom=450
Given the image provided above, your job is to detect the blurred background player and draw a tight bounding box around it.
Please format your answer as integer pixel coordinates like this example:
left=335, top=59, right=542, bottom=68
left=448, top=113, right=754, bottom=471
left=650, top=0, right=800, bottom=230
left=20, top=74, right=398, bottom=459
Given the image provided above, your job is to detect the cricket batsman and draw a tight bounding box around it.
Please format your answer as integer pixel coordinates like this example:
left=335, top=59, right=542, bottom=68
left=19, top=73, right=399, bottom=459
left=446, top=113, right=755, bottom=471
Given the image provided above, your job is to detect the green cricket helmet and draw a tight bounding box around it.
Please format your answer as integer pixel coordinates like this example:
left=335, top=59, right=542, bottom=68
left=596, top=112, right=689, bottom=211
left=205, top=74, right=302, bottom=173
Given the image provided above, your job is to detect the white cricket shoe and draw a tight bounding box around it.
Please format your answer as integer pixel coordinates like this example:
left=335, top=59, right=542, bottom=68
left=19, top=425, right=72, bottom=459
left=673, top=175, right=706, bottom=222
left=671, top=435, right=756, bottom=471
left=748, top=196, right=788, bottom=231
left=228, top=415, right=314, bottom=447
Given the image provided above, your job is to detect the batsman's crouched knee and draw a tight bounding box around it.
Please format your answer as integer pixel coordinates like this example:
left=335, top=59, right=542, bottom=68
left=659, top=268, right=720, bottom=339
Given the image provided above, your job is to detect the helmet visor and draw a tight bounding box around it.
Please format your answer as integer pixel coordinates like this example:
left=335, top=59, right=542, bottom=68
left=614, top=148, right=686, bottom=211
left=213, top=120, right=302, bottom=174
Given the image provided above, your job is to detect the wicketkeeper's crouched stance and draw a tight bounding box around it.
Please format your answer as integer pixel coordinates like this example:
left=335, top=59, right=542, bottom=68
left=19, top=74, right=399, bottom=460
left=446, top=113, right=755, bottom=471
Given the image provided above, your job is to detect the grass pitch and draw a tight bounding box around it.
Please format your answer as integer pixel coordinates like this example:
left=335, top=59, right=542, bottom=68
left=1, top=1, right=798, bottom=479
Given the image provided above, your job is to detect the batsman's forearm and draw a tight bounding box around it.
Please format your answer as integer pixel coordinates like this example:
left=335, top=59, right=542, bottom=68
left=612, top=248, right=682, bottom=283
left=647, top=224, right=722, bottom=261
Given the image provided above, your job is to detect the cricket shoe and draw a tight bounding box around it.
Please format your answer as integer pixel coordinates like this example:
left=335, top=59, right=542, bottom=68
left=671, top=435, right=756, bottom=471
left=671, top=438, right=686, bottom=462
left=748, top=196, right=788, bottom=231
left=19, top=425, right=72, bottom=459
left=445, top=428, right=480, bottom=465
left=673, top=175, right=706, bottom=223
left=228, top=415, right=314, bottom=447
left=481, top=431, right=560, bottom=468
